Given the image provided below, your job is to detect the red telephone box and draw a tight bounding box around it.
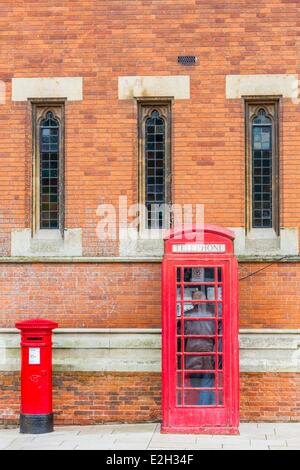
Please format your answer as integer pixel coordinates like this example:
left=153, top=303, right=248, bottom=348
left=15, top=318, right=58, bottom=434
left=162, top=224, right=239, bottom=434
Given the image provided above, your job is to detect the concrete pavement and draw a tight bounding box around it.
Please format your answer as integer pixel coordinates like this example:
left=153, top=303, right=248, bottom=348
left=0, top=422, right=299, bottom=450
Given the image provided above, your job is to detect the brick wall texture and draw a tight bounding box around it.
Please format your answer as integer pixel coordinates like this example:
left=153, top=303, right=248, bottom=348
left=1, top=1, right=300, bottom=255
left=1, top=0, right=300, bottom=424
left=1, top=372, right=300, bottom=426
left=0, top=262, right=300, bottom=329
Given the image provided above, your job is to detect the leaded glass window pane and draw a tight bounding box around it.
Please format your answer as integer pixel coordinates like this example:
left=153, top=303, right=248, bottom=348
left=251, top=109, right=273, bottom=228
left=145, top=110, right=166, bottom=229
left=39, top=111, right=60, bottom=229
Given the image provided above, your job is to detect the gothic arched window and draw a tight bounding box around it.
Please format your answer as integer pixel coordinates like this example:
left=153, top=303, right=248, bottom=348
left=139, top=103, right=171, bottom=230
left=40, top=111, right=60, bottom=229
left=32, top=103, right=64, bottom=233
left=145, top=110, right=166, bottom=229
left=246, top=101, right=279, bottom=232
left=251, top=108, right=273, bottom=228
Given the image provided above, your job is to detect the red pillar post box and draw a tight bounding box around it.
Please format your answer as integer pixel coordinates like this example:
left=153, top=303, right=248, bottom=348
left=162, top=224, right=239, bottom=434
left=15, top=319, right=58, bottom=434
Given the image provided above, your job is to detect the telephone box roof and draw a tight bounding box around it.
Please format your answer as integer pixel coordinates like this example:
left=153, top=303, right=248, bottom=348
left=164, top=224, right=236, bottom=241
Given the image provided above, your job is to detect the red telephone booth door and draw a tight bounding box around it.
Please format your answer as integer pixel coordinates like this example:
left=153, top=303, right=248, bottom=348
left=162, top=225, right=239, bottom=434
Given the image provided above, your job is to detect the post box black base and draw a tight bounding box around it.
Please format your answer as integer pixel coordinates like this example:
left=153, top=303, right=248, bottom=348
left=20, top=413, right=54, bottom=434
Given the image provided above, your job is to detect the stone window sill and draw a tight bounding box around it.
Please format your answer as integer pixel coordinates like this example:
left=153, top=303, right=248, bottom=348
left=230, top=227, right=299, bottom=256
left=11, top=228, right=82, bottom=257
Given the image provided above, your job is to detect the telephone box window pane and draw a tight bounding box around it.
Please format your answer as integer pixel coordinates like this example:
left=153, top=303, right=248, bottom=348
left=145, top=110, right=166, bottom=229
left=184, top=373, right=216, bottom=406
left=204, top=268, right=215, bottom=282
left=176, top=302, right=183, bottom=317
left=184, top=353, right=216, bottom=371
left=251, top=109, right=273, bottom=229
left=183, top=302, right=216, bottom=317
left=218, top=371, right=223, bottom=383
left=217, top=303, right=223, bottom=317
left=183, top=267, right=217, bottom=283
left=217, top=352, right=223, bottom=370
left=175, top=264, right=225, bottom=407
left=177, top=372, right=183, bottom=388
left=180, top=284, right=222, bottom=301
left=183, top=314, right=216, bottom=348
left=40, top=112, right=60, bottom=229
left=177, top=391, right=182, bottom=406
left=183, top=268, right=192, bottom=282
left=217, top=372, right=224, bottom=405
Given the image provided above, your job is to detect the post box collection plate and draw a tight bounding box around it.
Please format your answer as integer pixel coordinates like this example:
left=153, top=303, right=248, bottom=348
left=29, top=348, right=41, bottom=365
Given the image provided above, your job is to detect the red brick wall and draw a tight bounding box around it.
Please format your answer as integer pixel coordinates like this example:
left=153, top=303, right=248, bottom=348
left=1, top=261, right=300, bottom=329
left=240, top=373, right=300, bottom=422
left=0, top=1, right=300, bottom=256
left=239, top=262, right=300, bottom=328
left=53, top=372, right=161, bottom=425
left=0, top=263, right=161, bottom=328
left=1, top=372, right=300, bottom=426
left=0, top=372, right=161, bottom=426
left=0, top=373, right=20, bottom=426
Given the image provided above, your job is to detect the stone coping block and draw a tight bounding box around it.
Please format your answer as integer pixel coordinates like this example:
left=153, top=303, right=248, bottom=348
left=1, top=328, right=300, bottom=373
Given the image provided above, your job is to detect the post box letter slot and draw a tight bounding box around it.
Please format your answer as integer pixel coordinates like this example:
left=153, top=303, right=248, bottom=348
left=27, top=337, right=43, bottom=341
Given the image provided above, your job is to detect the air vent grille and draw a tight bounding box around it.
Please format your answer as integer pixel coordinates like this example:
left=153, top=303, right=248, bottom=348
left=177, top=56, right=197, bottom=65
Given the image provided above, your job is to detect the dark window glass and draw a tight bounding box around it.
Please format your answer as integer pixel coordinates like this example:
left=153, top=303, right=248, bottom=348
left=145, top=110, right=166, bottom=229
left=251, top=109, right=272, bottom=229
left=39, top=112, right=60, bottom=229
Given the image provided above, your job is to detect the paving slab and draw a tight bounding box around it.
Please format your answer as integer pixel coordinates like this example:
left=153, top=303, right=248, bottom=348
left=151, top=434, right=198, bottom=441
left=149, top=436, right=198, bottom=448
left=4, top=437, right=36, bottom=450
left=74, top=444, right=115, bottom=450
left=239, top=423, right=259, bottom=432
left=256, top=423, right=277, bottom=432
left=77, top=428, right=114, bottom=436
left=213, top=438, right=251, bottom=447
left=274, top=429, right=300, bottom=439
left=270, top=446, right=300, bottom=450
left=149, top=443, right=197, bottom=450
left=281, top=437, right=300, bottom=446
left=111, top=442, right=151, bottom=450
left=111, top=423, right=157, bottom=433
left=0, top=441, right=15, bottom=450
left=251, top=446, right=269, bottom=450
left=263, top=439, right=287, bottom=447
left=28, top=437, right=65, bottom=446
left=0, top=423, right=300, bottom=450
left=18, top=444, right=72, bottom=450
left=212, top=434, right=266, bottom=441
left=223, top=444, right=252, bottom=450
left=273, top=423, right=300, bottom=429
left=250, top=441, right=271, bottom=450
left=183, top=442, right=223, bottom=450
